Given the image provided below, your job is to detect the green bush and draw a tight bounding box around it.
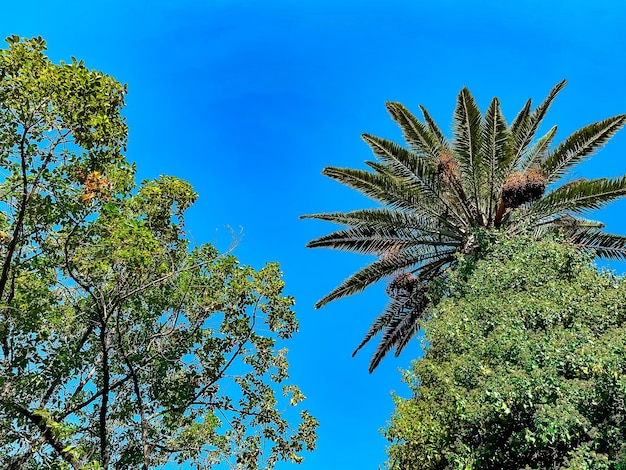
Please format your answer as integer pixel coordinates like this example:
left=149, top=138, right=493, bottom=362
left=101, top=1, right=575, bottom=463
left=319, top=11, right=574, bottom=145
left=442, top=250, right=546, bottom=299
left=386, top=236, right=626, bottom=470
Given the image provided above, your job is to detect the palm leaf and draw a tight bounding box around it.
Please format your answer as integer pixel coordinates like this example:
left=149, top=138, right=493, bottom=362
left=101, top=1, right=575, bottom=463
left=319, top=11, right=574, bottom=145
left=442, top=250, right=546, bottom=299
left=305, top=224, right=461, bottom=255
left=518, top=125, right=557, bottom=172
left=363, top=155, right=470, bottom=229
left=392, top=314, right=422, bottom=356
left=352, top=291, right=417, bottom=358
left=386, top=102, right=441, bottom=159
left=508, top=98, right=532, bottom=165
left=361, top=134, right=437, bottom=187
left=480, top=96, right=509, bottom=222
left=364, top=258, right=449, bottom=372
left=364, top=294, right=426, bottom=373
left=419, top=104, right=450, bottom=151
left=532, top=79, right=567, bottom=123
left=510, top=80, right=566, bottom=169
left=301, top=208, right=457, bottom=237
left=541, top=115, right=626, bottom=183
left=569, top=229, right=626, bottom=260
left=365, top=133, right=474, bottom=226
left=314, top=246, right=457, bottom=308
left=531, top=214, right=605, bottom=240
left=321, top=166, right=420, bottom=211
left=533, top=213, right=605, bottom=230
left=531, top=176, right=626, bottom=218
left=552, top=214, right=605, bottom=229
left=452, top=87, right=483, bottom=213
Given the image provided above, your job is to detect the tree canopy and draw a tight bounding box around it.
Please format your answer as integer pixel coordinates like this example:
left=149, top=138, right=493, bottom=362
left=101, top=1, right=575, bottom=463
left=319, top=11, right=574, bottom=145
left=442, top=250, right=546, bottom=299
left=303, top=81, right=626, bottom=371
left=0, top=36, right=317, bottom=469
left=385, top=235, right=626, bottom=469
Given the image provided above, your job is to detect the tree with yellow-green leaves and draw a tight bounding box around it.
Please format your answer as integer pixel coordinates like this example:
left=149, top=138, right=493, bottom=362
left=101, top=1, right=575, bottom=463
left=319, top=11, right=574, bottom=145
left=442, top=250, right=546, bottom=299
left=0, top=36, right=317, bottom=469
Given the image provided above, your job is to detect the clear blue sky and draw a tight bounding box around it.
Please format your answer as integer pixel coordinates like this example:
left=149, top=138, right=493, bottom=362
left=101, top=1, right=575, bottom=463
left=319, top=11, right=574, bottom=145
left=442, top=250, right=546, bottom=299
left=3, top=1, right=626, bottom=468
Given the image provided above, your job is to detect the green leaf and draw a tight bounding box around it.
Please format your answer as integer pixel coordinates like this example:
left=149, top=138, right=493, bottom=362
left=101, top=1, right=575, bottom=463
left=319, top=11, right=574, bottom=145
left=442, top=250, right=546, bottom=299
left=542, top=114, right=626, bottom=183
left=452, top=87, right=483, bottom=210
left=531, top=176, right=626, bottom=218
left=386, top=101, right=442, bottom=159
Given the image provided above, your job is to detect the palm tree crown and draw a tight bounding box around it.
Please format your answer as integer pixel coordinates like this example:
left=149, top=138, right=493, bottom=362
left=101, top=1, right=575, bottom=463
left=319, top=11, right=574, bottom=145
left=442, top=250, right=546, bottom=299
left=302, top=80, right=626, bottom=372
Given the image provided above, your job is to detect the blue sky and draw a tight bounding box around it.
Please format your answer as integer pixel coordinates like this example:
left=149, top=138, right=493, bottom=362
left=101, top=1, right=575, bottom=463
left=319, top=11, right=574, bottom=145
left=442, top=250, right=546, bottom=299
left=3, top=1, right=626, bottom=468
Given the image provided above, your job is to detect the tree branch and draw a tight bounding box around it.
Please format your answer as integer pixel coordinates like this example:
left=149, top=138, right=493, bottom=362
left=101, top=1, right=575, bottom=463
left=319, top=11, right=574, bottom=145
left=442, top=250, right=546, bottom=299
left=9, top=402, right=82, bottom=469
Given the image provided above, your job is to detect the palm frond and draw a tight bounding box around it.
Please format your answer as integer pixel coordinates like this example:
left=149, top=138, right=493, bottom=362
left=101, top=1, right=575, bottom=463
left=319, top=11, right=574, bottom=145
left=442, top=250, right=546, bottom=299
left=352, top=291, right=417, bottom=358
left=392, top=314, right=422, bottom=356
left=532, top=79, right=567, bottom=123
left=305, top=224, right=461, bottom=255
left=351, top=307, right=396, bottom=359
left=508, top=98, right=532, bottom=165
left=362, top=293, right=427, bottom=373
left=365, top=132, right=474, bottom=226
left=531, top=176, right=626, bottom=218
left=509, top=80, right=566, bottom=168
left=553, top=215, right=605, bottom=229
left=531, top=214, right=605, bottom=239
left=518, top=125, right=557, bottom=172
left=361, top=134, right=424, bottom=171
left=535, top=213, right=605, bottom=230
left=361, top=259, right=448, bottom=372
left=481, top=96, right=509, bottom=222
left=419, top=104, right=450, bottom=151
left=314, top=246, right=457, bottom=308
left=569, top=229, right=626, bottom=260
left=541, top=115, right=626, bottom=183
left=363, top=155, right=470, bottom=229
left=301, top=208, right=457, bottom=237
left=361, top=134, right=442, bottom=198
left=453, top=87, right=483, bottom=213
left=386, top=102, right=441, bottom=159
left=321, top=166, right=420, bottom=211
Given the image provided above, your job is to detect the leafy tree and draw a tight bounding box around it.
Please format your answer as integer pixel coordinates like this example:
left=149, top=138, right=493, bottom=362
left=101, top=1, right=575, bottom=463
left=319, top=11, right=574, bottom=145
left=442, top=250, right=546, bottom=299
left=0, top=36, right=317, bottom=469
left=385, top=235, right=626, bottom=469
left=302, top=81, right=626, bottom=371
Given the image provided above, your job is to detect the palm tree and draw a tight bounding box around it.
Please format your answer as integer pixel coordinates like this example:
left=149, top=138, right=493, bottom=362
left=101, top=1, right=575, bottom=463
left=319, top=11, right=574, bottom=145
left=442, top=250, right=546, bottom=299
left=302, top=80, right=626, bottom=372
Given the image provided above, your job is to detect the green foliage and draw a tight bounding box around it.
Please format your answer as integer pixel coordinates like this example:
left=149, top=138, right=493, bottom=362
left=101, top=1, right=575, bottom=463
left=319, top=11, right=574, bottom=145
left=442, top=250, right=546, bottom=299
left=303, top=80, right=626, bottom=371
left=0, top=36, right=317, bottom=469
left=385, top=236, right=626, bottom=469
